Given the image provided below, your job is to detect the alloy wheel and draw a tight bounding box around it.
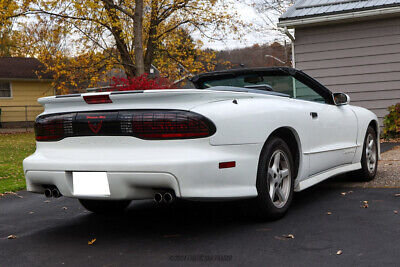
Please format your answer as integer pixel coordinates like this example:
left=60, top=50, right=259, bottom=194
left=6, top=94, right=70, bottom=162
left=365, top=133, right=377, bottom=173
left=267, top=150, right=291, bottom=208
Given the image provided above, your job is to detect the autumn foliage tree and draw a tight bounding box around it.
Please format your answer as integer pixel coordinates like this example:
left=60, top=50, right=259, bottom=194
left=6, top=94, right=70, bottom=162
left=0, top=0, right=244, bottom=93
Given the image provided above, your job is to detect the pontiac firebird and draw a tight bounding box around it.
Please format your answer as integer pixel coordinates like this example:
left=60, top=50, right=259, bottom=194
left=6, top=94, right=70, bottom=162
left=23, top=67, right=379, bottom=219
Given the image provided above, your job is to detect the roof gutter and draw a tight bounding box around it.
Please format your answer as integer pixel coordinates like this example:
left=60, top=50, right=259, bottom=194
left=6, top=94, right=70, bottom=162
left=278, top=6, right=400, bottom=28
left=283, top=26, right=295, bottom=42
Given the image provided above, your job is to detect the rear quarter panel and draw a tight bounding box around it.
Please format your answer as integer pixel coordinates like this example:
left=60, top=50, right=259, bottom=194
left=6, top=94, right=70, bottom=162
left=191, top=96, right=313, bottom=182
left=191, top=96, right=309, bottom=147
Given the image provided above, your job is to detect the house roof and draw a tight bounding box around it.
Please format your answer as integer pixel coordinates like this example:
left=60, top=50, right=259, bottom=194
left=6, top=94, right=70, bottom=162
left=0, top=57, right=53, bottom=80
left=279, top=0, right=400, bottom=26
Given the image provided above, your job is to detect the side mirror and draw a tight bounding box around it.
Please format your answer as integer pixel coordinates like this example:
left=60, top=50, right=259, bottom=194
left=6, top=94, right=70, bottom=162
left=333, top=93, right=350, bottom=106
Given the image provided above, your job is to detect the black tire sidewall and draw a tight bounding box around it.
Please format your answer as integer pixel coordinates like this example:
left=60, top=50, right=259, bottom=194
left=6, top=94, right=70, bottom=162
left=255, top=137, right=295, bottom=219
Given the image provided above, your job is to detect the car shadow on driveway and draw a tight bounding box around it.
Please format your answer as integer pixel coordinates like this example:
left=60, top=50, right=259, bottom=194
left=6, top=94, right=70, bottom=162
left=26, top=184, right=340, bottom=240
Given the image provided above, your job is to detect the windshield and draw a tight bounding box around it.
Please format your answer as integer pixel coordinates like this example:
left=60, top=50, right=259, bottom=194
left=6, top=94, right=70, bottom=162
left=197, top=73, right=325, bottom=103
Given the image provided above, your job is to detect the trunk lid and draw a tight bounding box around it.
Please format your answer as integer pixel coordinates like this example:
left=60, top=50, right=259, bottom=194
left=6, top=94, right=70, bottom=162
left=38, top=89, right=255, bottom=115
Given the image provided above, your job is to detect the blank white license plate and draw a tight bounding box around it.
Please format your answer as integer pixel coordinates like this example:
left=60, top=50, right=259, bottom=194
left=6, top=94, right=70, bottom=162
left=73, top=172, right=110, bottom=197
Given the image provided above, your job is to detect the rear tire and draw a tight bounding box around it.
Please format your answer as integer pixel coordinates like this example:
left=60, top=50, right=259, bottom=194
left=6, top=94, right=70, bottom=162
left=351, top=126, right=378, bottom=181
left=78, top=199, right=131, bottom=214
left=252, top=136, right=295, bottom=220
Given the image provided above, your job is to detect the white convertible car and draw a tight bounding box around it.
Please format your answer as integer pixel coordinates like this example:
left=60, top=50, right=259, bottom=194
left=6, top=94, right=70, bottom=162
left=23, top=67, right=379, bottom=219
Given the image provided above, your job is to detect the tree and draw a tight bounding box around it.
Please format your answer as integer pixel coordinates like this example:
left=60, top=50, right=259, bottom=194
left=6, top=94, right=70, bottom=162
left=134, top=0, right=145, bottom=75
left=154, top=28, right=217, bottom=81
left=248, top=0, right=294, bottom=37
left=0, top=25, right=17, bottom=57
left=214, top=42, right=291, bottom=69
left=0, top=0, right=22, bottom=56
left=0, top=0, right=244, bottom=93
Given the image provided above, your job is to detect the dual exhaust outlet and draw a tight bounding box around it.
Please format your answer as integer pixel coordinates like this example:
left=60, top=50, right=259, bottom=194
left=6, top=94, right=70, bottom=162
left=44, top=187, right=61, bottom=198
left=154, top=192, right=175, bottom=204
left=45, top=187, right=173, bottom=202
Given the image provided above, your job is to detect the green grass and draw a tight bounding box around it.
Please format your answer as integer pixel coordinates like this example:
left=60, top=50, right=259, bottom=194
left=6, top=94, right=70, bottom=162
left=0, top=132, right=36, bottom=193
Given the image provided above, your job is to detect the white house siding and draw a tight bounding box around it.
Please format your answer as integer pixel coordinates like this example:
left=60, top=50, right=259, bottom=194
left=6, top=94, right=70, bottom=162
left=294, top=17, right=400, bottom=127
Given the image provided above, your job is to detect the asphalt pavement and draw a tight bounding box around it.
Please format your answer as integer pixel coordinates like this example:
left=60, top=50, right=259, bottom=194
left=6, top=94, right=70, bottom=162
left=1, top=185, right=400, bottom=267
left=381, top=142, right=399, bottom=153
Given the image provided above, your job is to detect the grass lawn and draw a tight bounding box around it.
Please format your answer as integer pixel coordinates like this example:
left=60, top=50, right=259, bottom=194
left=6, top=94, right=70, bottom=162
left=0, top=132, right=36, bottom=193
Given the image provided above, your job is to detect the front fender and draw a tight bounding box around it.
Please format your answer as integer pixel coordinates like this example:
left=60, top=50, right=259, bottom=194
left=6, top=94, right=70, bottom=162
left=350, top=105, right=380, bottom=161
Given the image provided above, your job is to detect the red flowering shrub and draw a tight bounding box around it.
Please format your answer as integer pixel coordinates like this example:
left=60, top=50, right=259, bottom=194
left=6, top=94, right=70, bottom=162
left=110, top=74, right=173, bottom=91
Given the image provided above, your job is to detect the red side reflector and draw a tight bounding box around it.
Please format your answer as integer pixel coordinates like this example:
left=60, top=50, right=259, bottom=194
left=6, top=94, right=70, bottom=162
left=219, top=161, right=236, bottom=169
left=83, top=95, right=112, bottom=104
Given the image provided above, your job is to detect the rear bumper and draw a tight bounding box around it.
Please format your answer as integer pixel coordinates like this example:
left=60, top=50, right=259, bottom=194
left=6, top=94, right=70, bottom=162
left=23, top=137, right=261, bottom=200
left=25, top=171, right=180, bottom=200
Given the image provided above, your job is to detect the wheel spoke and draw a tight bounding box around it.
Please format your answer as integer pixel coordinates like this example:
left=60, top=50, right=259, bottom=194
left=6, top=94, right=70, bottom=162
left=268, top=167, right=275, bottom=178
left=280, top=168, right=289, bottom=179
left=273, top=152, right=281, bottom=170
left=269, top=183, right=276, bottom=200
left=276, top=187, right=285, bottom=202
left=368, top=139, right=374, bottom=150
left=370, top=154, right=376, bottom=164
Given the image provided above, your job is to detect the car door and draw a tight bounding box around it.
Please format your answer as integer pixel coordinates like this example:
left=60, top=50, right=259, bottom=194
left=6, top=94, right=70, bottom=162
left=291, top=76, right=358, bottom=176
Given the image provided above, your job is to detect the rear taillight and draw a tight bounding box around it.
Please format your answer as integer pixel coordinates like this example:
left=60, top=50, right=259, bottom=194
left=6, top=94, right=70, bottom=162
left=120, top=110, right=216, bottom=140
left=35, top=113, right=75, bottom=141
left=34, top=110, right=215, bottom=141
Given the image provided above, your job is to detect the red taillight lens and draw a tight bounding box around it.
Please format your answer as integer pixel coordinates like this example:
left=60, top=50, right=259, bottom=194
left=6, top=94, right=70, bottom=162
left=120, top=110, right=216, bottom=140
left=35, top=110, right=216, bottom=141
left=83, top=94, right=112, bottom=104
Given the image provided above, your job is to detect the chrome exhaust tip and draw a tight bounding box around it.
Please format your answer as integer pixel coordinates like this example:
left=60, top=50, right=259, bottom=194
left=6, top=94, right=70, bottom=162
left=52, top=188, right=61, bottom=198
left=154, top=192, right=163, bottom=203
left=163, top=192, right=175, bottom=204
left=44, top=188, right=52, bottom=198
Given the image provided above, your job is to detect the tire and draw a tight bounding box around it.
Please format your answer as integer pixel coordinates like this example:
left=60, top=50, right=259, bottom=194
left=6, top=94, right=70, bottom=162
left=252, top=136, right=295, bottom=220
left=78, top=199, right=131, bottom=214
left=351, top=126, right=378, bottom=181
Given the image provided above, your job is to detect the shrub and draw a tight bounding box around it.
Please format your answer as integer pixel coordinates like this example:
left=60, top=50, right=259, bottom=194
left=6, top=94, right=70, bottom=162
left=382, top=103, right=400, bottom=139
left=111, top=74, right=173, bottom=91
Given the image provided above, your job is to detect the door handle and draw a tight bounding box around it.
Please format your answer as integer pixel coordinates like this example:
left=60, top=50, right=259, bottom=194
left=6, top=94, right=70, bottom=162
left=310, top=112, right=318, bottom=119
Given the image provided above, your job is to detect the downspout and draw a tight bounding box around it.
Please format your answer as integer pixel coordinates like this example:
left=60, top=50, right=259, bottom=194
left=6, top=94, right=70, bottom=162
left=283, top=26, right=297, bottom=97
left=284, top=26, right=295, bottom=68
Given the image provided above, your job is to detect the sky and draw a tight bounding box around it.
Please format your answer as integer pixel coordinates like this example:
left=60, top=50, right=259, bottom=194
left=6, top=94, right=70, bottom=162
left=194, top=2, right=286, bottom=51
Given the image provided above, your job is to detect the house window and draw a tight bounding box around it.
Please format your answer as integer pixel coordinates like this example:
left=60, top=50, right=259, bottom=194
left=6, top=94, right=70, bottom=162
left=0, top=81, right=11, bottom=97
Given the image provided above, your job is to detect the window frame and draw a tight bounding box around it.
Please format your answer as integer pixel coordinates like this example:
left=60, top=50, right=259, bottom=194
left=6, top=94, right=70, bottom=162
left=192, top=68, right=335, bottom=105
left=291, top=70, right=334, bottom=105
left=289, top=76, right=327, bottom=104
left=0, top=81, right=12, bottom=99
